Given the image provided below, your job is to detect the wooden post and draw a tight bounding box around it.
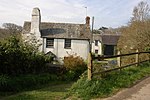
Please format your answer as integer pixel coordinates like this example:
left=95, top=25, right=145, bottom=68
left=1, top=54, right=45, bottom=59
left=135, top=49, right=139, bottom=66
left=117, top=51, right=121, bottom=68
left=149, top=53, right=150, bottom=63
left=148, top=52, right=150, bottom=63
left=88, top=53, right=92, bottom=80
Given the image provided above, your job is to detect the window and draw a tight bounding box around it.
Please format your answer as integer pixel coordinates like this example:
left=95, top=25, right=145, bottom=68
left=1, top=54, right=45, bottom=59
left=95, top=50, right=98, bottom=54
left=95, top=40, right=98, bottom=46
left=64, top=39, right=71, bottom=48
left=46, top=38, right=54, bottom=48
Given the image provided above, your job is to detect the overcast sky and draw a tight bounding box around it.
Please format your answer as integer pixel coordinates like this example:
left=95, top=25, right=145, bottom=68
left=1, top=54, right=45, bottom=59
left=0, top=0, right=149, bottom=29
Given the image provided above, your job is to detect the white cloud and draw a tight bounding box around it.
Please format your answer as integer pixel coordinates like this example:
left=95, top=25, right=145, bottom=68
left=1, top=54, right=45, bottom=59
left=86, top=0, right=145, bottom=28
left=0, top=0, right=149, bottom=28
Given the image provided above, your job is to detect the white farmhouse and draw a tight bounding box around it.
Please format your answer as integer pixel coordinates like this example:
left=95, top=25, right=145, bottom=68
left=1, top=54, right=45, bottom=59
left=22, top=8, right=91, bottom=61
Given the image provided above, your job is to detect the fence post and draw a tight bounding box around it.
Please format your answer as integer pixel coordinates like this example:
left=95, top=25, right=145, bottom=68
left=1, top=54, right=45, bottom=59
left=88, top=52, right=92, bottom=80
left=117, top=50, right=121, bottom=68
left=135, top=49, right=139, bottom=66
left=149, top=53, right=150, bottom=63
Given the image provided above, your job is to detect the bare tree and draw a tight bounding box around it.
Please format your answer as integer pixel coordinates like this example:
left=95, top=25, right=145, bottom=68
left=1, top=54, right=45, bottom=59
left=117, top=1, right=150, bottom=64
left=131, top=1, right=150, bottom=22
left=2, top=23, right=22, bottom=34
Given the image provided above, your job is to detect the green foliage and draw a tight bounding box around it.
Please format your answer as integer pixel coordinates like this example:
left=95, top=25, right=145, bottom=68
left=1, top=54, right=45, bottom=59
left=69, top=62, right=150, bottom=100
left=0, top=81, right=73, bottom=100
left=63, top=55, right=87, bottom=80
left=0, top=75, right=9, bottom=88
left=0, top=36, right=86, bottom=91
left=0, top=36, right=52, bottom=75
left=64, top=55, right=86, bottom=71
left=0, top=74, right=60, bottom=92
left=145, top=47, right=150, bottom=51
left=0, top=71, right=78, bottom=92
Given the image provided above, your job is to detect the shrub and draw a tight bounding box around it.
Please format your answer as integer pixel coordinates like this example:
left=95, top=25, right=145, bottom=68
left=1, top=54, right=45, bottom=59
left=64, top=55, right=86, bottom=71
left=0, top=75, right=10, bottom=91
left=0, top=36, right=52, bottom=75
left=0, top=75, right=9, bottom=86
left=63, top=55, right=87, bottom=80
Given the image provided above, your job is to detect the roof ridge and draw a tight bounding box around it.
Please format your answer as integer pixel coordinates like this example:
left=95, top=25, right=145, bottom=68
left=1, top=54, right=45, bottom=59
left=41, top=22, right=85, bottom=25
left=23, top=21, right=85, bottom=25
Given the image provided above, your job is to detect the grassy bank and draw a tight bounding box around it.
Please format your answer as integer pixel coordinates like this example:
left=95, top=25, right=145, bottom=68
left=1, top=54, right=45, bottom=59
left=1, top=62, right=150, bottom=100
left=0, top=73, right=63, bottom=92
left=0, top=82, right=73, bottom=100
left=68, top=62, right=150, bottom=100
left=0, top=72, right=76, bottom=100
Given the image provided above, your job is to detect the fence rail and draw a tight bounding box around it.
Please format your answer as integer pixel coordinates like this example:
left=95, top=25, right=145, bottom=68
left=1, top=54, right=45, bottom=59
left=87, top=50, right=150, bottom=80
left=93, top=51, right=150, bottom=59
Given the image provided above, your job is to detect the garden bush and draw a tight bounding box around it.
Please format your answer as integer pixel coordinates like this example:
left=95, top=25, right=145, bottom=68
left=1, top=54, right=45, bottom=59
left=63, top=55, right=87, bottom=80
left=0, top=36, right=84, bottom=92
left=0, top=36, right=52, bottom=75
left=0, top=74, right=9, bottom=91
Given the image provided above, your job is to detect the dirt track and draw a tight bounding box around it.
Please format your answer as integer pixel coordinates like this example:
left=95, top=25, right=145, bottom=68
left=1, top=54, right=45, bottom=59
left=98, top=76, right=150, bottom=100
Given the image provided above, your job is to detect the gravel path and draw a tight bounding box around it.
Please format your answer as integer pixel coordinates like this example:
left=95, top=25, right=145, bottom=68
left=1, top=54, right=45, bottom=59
left=96, top=76, right=150, bottom=100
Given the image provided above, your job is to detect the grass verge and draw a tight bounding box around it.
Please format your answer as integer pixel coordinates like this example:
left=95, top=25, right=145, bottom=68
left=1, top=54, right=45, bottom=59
left=68, top=62, right=150, bottom=100
left=0, top=73, right=64, bottom=92
left=0, top=73, right=75, bottom=100
left=0, top=82, right=73, bottom=100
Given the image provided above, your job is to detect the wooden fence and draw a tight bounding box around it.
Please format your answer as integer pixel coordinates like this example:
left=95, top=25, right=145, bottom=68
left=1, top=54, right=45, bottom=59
left=87, top=50, right=150, bottom=80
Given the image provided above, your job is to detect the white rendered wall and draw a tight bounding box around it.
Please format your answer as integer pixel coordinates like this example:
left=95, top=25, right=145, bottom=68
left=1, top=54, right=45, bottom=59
left=43, top=38, right=90, bottom=61
left=92, top=41, right=103, bottom=55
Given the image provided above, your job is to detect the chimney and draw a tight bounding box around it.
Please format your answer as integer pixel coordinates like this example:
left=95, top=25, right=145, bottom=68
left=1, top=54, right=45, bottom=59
left=85, top=16, right=90, bottom=25
left=30, top=7, right=41, bottom=35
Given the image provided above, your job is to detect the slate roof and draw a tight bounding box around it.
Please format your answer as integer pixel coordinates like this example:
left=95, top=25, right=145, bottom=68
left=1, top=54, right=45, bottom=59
left=93, top=34, right=102, bottom=41
left=102, top=34, right=120, bottom=45
left=22, top=21, right=91, bottom=40
left=93, top=34, right=120, bottom=45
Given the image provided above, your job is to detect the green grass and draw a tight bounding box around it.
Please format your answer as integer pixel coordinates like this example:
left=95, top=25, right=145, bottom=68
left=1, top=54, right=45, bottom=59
left=1, top=62, right=150, bottom=100
left=0, top=73, right=74, bottom=100
left=0, top=82, right=73, bottom=100
left=0, top=73, right=62, bottom=92
left=68, top=62, right=150, bottom=100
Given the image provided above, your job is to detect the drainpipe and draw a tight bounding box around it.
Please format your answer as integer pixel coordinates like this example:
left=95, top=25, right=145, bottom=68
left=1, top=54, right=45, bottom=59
left=42, top=38, right=44, bottom=53
left=56, top=39, right=58, bottom=57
